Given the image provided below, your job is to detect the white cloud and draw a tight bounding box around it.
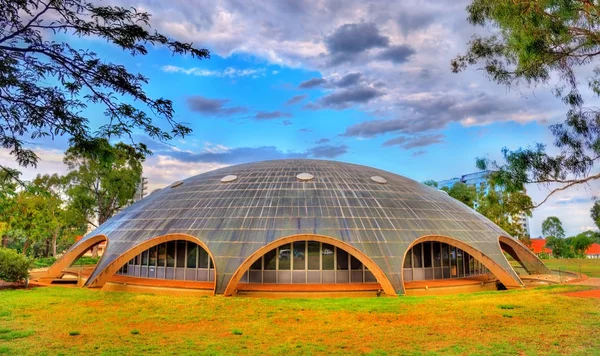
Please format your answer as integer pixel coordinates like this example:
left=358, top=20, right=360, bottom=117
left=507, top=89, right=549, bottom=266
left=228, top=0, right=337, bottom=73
left=0, top=147, right=67, bottom=180
left=161, top=65, right=265, bottom=78
left=143, top=155, right=228, bottom=192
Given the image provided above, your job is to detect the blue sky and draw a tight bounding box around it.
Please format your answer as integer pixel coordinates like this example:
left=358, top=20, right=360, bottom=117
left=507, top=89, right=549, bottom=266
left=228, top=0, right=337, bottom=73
left=8, top=0, right=599, bottom=237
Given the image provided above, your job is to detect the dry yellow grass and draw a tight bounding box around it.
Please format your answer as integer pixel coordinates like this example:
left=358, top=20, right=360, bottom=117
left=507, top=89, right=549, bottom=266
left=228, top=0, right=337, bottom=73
left=0, top=285, right=599, bottom=355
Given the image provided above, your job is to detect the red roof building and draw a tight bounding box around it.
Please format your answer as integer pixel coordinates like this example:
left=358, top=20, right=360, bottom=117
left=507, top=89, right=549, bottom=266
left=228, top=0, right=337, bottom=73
left=586, top=243, right=600, bottom=258
left=530, top=239, right=552, bottom=255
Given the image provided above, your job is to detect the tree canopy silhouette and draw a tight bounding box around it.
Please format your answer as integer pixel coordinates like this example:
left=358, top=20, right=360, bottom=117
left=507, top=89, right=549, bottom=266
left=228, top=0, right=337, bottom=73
left=0, top=0, right=209, bottom=172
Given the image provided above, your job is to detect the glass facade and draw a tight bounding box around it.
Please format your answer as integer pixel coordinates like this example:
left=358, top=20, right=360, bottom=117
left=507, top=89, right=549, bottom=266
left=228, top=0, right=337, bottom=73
left=403, top=242, right=489, bottom=282
left=116, top=240, right=215, bottom=282
left=240, top=240, right=377, bottom=284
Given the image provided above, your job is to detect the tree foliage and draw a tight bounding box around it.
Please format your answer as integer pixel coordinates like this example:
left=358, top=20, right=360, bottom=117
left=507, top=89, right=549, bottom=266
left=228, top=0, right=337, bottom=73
left=570, top=233, right=594, bottom=256
left=422, top=180, right=439, bottom=188
left=591, top=199, right=600, bottom=230
left=0, top=0, right=209, bottom=170
left=475, top=182, right=532, bottom=238
left=542, top=216, right=566, bottom=239
left=441, top=182, right=477, bottom=207
left=0, top=172, right=85, bottom=257
left=545, top=235, right=574, bottom=258
left=64, top=138, right=144, bottom=227
left=454, top=0, right=600, bottom=207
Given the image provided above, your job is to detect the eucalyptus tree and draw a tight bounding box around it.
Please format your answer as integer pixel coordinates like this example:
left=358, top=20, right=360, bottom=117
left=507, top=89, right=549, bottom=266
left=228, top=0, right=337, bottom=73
left=453, top=0, right=600, bottom=207
left=0, top=0, right=209, bottom=174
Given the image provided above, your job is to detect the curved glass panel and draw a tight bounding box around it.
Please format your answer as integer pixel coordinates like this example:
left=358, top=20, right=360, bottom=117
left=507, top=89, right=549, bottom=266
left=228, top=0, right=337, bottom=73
left=403, top=242, right=490, bottom=282
left=240, top=240, right=375, bottom=284
left=117, top=240, right=215, bottom=282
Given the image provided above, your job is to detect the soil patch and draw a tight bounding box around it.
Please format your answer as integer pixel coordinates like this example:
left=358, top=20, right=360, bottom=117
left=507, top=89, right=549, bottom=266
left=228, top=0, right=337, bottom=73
left=564, top=289, right=600, bottom=299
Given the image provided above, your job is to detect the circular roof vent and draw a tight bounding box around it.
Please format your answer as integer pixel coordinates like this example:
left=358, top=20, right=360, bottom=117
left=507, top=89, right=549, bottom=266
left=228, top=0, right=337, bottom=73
left=296, top=172, right=314, bottom=181
left=370, top=176, right=387, bottom=184
left=220, top=175, right=238, bottom=183
left=171, top=181, right=184, bottom=188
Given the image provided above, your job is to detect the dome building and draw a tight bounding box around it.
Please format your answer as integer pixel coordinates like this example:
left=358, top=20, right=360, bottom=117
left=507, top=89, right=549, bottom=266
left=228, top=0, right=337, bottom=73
left=43, top=159, right=549, bottom=296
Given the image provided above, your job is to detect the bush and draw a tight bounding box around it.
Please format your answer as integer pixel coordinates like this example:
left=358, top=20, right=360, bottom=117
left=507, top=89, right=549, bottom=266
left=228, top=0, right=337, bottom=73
left=0, top=248, right=32, bottom=282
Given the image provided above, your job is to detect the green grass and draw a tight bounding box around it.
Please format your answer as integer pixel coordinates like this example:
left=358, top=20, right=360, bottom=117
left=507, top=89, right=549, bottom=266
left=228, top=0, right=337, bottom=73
left=541, top=259, right=600, bottom=278
left=0, top=285, right=599, bottom=355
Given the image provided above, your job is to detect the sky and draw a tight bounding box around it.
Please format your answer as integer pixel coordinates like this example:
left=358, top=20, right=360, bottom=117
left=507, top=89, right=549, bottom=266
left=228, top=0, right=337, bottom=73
left=5, top=0, right=600, bottom=237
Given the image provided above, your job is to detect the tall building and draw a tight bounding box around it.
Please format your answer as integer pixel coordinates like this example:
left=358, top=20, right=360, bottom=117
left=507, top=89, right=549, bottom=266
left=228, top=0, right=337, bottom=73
left=133, top=176, right=148, bottom=203
left=437, top=171, right=530, bottom=238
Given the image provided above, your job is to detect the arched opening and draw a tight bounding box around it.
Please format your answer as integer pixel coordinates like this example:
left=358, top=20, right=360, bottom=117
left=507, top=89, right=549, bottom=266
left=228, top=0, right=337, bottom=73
left=400, top=235, right=523, bottom=291
left=115, top=240, right=215, bottom=282
left=402, top=241, right=491, bottom=282
left=498, top=236, right=551, bottom=275
left=86, top=233, right=217, bottom=294
left=224, top=234, right=396, bottom=296
left=43, top=235, right=108, bottom=281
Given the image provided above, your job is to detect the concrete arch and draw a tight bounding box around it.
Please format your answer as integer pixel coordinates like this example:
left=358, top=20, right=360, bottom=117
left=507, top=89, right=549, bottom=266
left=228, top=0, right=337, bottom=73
left=44, top=234, right=108, bottom=281
left=86, top=233, right=217, bottom=295
left=400, top=235, right=524, bottom=291
left=223, top=234, right=396, bottom=296
left=498, top=235, right=551, bottom=275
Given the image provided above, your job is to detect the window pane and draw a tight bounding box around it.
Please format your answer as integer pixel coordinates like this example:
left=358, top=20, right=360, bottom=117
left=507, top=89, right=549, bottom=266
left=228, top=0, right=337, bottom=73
left=307, top=241, right=320, bottom=270
left=350, top=255, right=362, bottom=270
left=322, top=243, right=334, bottom=270
left=141, top=250, right=149, bottom=266
left=264, top=248, right=277, bottom=270
left=292, top=241, right=306, bottom=270
left=166, top=242, right=175, bottom=267
left=442, top=243, right=449, bottom=267
left=336, top=248, right=349, bottom=270
left=187, top=244, right=198, bottom=268
left=198, top=248, right=209, bottom=269
left=433, top=242, right=441, bottom=267
left=157, top=243, right=166, bottom=266
left=135, top=254, right=141, bottom=266
left=148, top=246, right=157, bottom=266
left=423, top=242, right=432, bottom=268
left=176, top=241, right=186, bottom=268
left=278, top=244, right=291, bottom=270
left=403, top=248, right=412, bottom=268
left=457, top=249, right=464, bottom=277
left=413, top=244, right=422, bottom=268
left=470, top=255, right=474, bottom=275
left=450, top=246, right=457, bottom=277
left=250, top=257, right=262, bottom=270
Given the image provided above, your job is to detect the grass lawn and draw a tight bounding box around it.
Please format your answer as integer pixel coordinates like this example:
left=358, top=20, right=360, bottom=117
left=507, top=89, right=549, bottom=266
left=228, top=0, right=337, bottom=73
left=0, top=285, right=599, bottom=355
left=541, top=259, right=600, bottom=278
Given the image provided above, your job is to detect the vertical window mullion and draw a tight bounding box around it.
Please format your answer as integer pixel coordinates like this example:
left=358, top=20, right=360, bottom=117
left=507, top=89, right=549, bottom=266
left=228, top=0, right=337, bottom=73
left=333, top=246, right=337, bottom=283
left=319, top=242, right=322, bottom=283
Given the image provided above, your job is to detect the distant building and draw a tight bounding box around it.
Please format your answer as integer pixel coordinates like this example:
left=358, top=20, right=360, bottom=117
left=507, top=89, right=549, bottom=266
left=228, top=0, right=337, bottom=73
left=133, top=176, right=149, bottom=203
left=530, top=239, right=552, bottom=256
left=586, top=243, right=600, bottom=259
left=437, top=170, right=531, bottom=238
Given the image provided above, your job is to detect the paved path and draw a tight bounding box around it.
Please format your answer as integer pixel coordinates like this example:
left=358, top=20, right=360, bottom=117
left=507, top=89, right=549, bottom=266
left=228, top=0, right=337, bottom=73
left=572, top=277, right=600, bottom=287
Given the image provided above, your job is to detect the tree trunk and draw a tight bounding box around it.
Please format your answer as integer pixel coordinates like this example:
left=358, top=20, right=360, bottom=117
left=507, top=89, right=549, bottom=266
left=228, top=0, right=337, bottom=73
left=1, top=235, right=7, bottom=248
left=52, top=230, right=58, bottom=257
left=22, top=239, right=30, bottom=255
left=44, top=238, right=50, bottom=257
left=91, top=245, right=98, bottom=258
